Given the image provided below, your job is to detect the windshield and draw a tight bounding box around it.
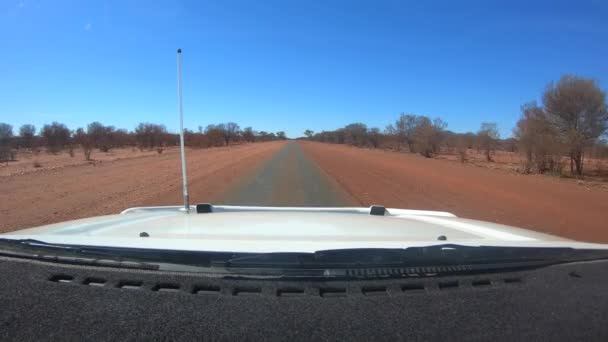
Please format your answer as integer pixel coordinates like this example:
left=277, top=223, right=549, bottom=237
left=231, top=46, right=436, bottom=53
left=0, top=1, right=607, bottom=269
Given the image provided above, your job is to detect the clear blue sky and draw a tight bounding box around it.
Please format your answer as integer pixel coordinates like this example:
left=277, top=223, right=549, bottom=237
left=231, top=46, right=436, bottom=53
left=1, top=0, right=607, bottom=138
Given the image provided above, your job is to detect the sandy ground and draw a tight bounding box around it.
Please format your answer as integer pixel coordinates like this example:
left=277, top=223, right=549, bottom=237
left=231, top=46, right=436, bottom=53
left=0, top=147, right=169, bottom=177
left=0, top=142, right=285, bottom=232
left=299, top=141, right=608, bottom=243
left=435, top=149, right=608, bottom=186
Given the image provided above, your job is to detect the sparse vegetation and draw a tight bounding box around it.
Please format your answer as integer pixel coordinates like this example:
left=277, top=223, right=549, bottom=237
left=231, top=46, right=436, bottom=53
left=2, top=74, right=606, bottom=183
left=1, top=120, right=285, bottom=165
left=302, top=74, right=607, bottom=182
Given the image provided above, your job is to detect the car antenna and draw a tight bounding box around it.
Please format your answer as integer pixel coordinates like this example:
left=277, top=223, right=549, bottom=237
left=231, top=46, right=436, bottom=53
left=177, top=48, right=190, bottom=213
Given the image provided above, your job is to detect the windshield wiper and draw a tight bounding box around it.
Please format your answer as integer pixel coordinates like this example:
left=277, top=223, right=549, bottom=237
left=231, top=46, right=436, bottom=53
left=0, top=238, right=160, bottom=270
left=2, top=239, right=607, bottom=278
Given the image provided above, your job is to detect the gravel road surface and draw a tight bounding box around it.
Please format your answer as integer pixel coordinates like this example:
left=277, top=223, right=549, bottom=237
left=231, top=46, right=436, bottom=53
left=218, top=141, right=357, bottom=207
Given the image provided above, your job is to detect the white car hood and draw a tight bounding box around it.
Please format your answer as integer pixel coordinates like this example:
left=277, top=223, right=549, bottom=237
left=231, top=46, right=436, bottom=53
left=2, top=205, right=606, bottom=252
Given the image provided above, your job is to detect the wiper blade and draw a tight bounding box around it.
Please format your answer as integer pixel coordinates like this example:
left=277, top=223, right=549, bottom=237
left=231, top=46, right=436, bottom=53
left=2, top=239, right=607, bottom=278
left=0, top=238, right=160, bottom=270
left=0, top=238, right=70, bottom=249
left=219, top=244, right=608, bottom=269
left=219, top=249, right=407, bottom=268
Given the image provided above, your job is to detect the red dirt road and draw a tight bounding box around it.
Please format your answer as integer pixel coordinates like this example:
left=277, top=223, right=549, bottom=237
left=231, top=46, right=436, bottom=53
left=299, top=141, right=608, bottom=243
left=0, top=142, right=285, bottom=232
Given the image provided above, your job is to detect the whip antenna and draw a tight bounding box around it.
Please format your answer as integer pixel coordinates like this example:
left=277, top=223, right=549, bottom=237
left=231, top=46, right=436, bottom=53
left=177, top=48, right=189, bottom=212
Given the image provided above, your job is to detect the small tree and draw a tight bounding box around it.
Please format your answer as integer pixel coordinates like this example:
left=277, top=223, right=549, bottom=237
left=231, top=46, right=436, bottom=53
left=217, top=122, right=240, bottom=145
left=343, top=123, right=368, bottom=147
left=205, top=125, right=225, bottom=147
left=477, top=122, right=500, bottom=162
left=514, top=103, right=563, bottom=174
left=304, top=129, right=314, bottom=139
left=412, top=117, right=446, bottom=158
left=242, top=127, right=255, bottom=142
left=386, top=113, right=418, bottom=151
left=87, top=122, right=116, bottom=152
left=41, top=122, right=70, bottom=154
left=73, top=128, right=93, bottom=160
left=0, top=123, right=12, bottom=143
left=456, top=136, right=468, bottom=163
left=135, top=123, right=167, bottom=150
left=0, top=123, right=14, bottom=163
left=368, top=127, right=381, bottom=148
left=543, top=75, right=608, bottom=175
left=19, top=124, right=36, bottom=149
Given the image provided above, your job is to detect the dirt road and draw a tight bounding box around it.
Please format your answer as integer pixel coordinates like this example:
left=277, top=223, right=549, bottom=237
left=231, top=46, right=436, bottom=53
left=218, top=141, right=356, bottom=206
left=0, top=142, right=285, bottom=232
left=300, top=141, right=608, bottom=243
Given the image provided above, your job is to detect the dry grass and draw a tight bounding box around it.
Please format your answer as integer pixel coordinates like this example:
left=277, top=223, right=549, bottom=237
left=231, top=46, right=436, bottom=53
left=0, top=147, right=180, bottom=177
left=434, top=148, right=608, bottom=189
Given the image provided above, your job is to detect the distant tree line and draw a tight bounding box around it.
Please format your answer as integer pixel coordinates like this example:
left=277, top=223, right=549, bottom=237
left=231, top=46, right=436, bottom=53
left=305, top=117, right=504, bottom=161
left=304, top=74, right=608, bottom=176
left=0, top=120, right=287, bottom=162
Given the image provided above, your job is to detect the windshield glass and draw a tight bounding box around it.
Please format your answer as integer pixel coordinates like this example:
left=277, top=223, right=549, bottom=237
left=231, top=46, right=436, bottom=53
left=0, top=1, right=607, bottom=266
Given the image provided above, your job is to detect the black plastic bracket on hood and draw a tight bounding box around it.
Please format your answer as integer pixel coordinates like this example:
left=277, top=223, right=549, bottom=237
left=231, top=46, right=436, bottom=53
left=196, top=203, right=213, bottom=214
left=370, top=205, right=386, bottom=216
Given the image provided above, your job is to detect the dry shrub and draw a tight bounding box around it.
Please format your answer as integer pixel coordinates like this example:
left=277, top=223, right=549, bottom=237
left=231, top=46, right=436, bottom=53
left=33, top=160, right=42, bottom=168
left=84, top=147, right=92, bottom=161
left=457, top=148, right=467, bottom=163
left=156, top=146, right=164, bottom=154
left=0, top=147, right=16, bottom=165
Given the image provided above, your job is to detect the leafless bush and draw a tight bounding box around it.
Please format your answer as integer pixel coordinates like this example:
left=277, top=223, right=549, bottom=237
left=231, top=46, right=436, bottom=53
left=368, top=128, right=381, bottom=148
left=477, top=122, right=500, bottom=162
left=157, top=146, right=164, bottom=154
left=515, top=102, right=564, bottom=174
left=135, top=123, right=169, bottom=150
left=84, top=147, right=92, bottom=161
left=451, top=135, right=468, bottom=163
left=0, top=147, right=11, bottom=165
left=412, top=117, right=447, bottom=158
left=73, top=128, right=94, bottom=161
left=386, top=114, right=418, bottom=151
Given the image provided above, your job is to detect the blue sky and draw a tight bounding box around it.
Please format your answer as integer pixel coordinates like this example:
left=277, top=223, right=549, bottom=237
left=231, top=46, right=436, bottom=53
left=1, top=0, right=607, bottom=138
